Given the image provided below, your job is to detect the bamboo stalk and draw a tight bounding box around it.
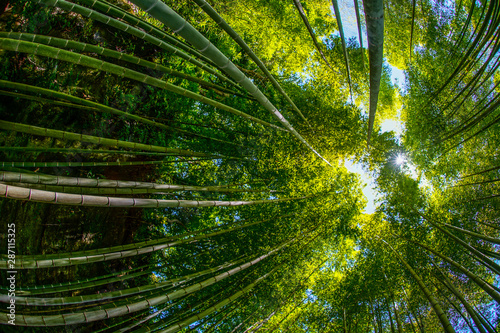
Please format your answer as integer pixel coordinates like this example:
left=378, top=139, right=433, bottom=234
left=6, top=259, right=246, bottom=306
left=38, top=0, right=239, bottom=87
left=0, top=32, right=248, bottom=99
left=160, top=267, right=278, bottom=333
left=331, top=0, right=353, bottom=101
left=2, top=182, right=175, bottom=195
left=0, top=147, right=173, bottom=156
left=0, top=160, right=174, bottom=168
left=128, top=0, right=331, bottom=165
left=363, top=0, right=384, bottom=146
left=382, top=240, right=456, bottom=333
left=0, top=39, right=285, bottom=131
left=430, top=259, right=489, bottom=333
left=0, top=89, right=93, bottom=109
left=0, top=171, right=267, bottom=193
left=192, top=0, right=312, bottom=127
left=14, top=263, right=154, bottom=295
left=0, top=214, right=296, bottom=268
left=403, top=237, right=500, bottom=303
left=353, top=0, right=365, bottom=69
left=0, top=80, right=247, bottom=146
left=292, top=0, right=333, bottom=70
left=0, top=183, right=308, bottom=209
left=0, top=240, right=293, bottom=325
left=72, top=0, right=226, bottom=72
left=444, top=223, right=500, bottom=245
left=0, top=119, right=220, bottom=157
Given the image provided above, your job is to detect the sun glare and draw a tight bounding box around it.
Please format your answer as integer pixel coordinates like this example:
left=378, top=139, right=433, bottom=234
left=395, top=154, right=406, bottom=165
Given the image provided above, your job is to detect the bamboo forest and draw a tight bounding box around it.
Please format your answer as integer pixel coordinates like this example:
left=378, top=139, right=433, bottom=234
left=0, top=0, right=499, bottom=331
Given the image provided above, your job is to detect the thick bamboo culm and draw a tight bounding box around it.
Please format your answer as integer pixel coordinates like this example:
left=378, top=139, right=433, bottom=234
left=0, top=240, right=293, bottom=326
left=0, top=171, right=268, bottom=193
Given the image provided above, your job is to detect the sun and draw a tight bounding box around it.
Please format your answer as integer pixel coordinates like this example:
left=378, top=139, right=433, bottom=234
left=395, top=154, right=406, bottom=165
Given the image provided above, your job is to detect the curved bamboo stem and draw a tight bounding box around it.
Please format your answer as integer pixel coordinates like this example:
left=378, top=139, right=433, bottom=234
left=353, top=0, right=365, bottom=69
left=0, top=32, right=248, bottom=99
left=38, top=0, right=238, bottom=87
left=71, top=0, right=219, bottom=68
left=0, top=119, right=220, bottom=157
left=0, top=171, right=268, bottom=193
left=191, top=0, right=312, bottom=126
left=0, top=80, right=245, bottom=147
left=128, top=0, right=331, bottom=165
left=382, top=240, right=456, bottom=333
left=0, top=39, right=285, bottom=131
left=0, top=240, right=293, bottom=326
left=0, top=214, right=296, bottom=268
left=293, top=0, right=332, bottom=70
left=0, top=147, right=173, bottom=156
left=403, top=237, right=500, bottom=303
left=430, top=259, right=489, bottom=333
left=0, top=182, right=311, bottom=209
left=331, top=0, right=353, bottom=101
left=444, top=223, right=500, bottom=245
left=5, top=259, right=246, bottom=306
left=2, top=182, right=175, bottom=195
left=363, top=0, right=384, bottom=146
left=422, top=217, right=500, bottom=276
left=160, top=268, right=277, bottom=333
left=0, top=160, right=179, bottom=168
